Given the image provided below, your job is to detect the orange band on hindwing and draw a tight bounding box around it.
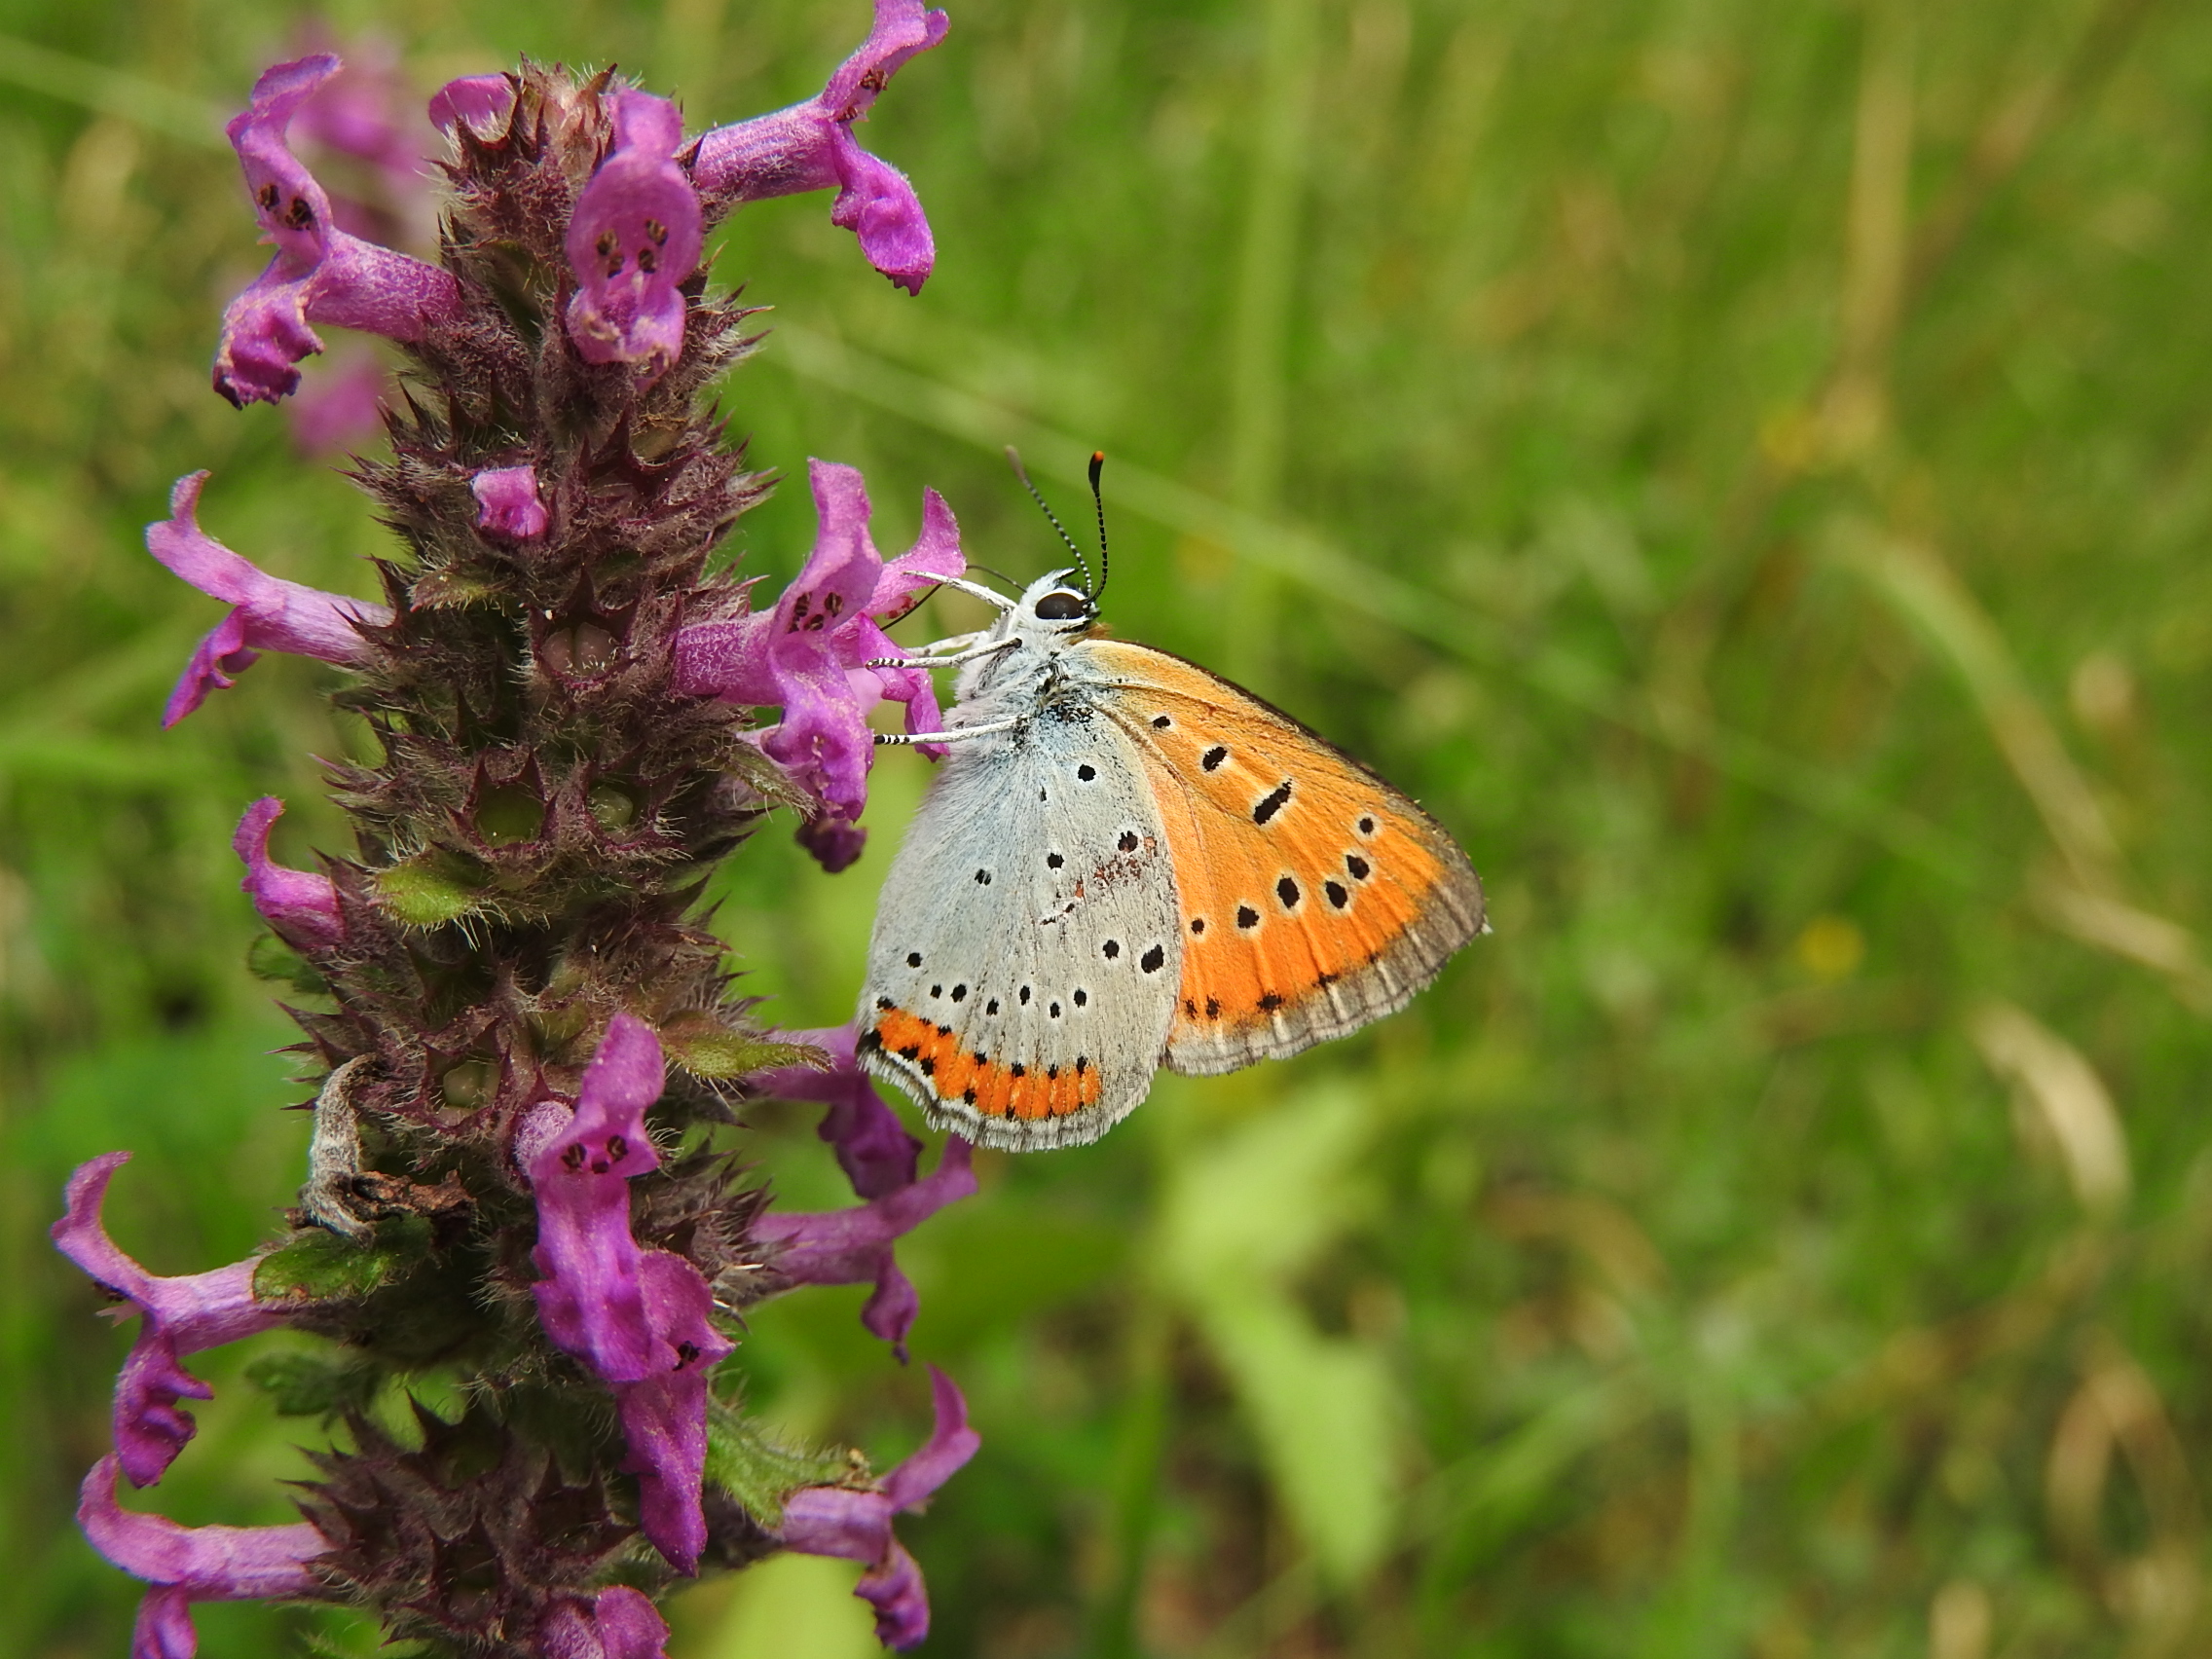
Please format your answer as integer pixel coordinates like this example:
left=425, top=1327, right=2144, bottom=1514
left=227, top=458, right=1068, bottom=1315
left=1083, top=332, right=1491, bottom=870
left=869, top=1007, right=1102, bottom=1120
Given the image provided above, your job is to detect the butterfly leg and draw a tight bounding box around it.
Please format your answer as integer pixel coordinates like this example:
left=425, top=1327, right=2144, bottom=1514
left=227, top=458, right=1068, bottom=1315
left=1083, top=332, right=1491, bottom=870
left=931, top=576, right=1019, bottom=612
left=866, top=637, right=1018, bottom=671
left=875, top=717, right=1022, bottom=746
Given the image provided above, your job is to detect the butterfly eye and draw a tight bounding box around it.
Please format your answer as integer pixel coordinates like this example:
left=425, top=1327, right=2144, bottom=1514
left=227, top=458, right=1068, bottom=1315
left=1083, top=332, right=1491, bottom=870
left=1034, top=590, right=1088, bottom=621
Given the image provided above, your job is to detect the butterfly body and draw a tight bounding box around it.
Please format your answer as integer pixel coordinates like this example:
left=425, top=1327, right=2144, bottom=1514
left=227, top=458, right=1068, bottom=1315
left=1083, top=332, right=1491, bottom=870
left=859, top=571, right=1485, bottom=1151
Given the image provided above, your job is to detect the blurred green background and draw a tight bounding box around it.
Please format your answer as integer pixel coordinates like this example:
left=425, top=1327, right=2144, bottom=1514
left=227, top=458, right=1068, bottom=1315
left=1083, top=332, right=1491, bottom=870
left=5, top=0, right=2211, bottom=1653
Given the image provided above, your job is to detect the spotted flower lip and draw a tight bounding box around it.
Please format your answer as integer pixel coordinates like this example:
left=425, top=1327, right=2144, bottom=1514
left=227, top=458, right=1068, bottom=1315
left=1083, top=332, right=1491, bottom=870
left=214, top=54, right=461, bottom=408
left=671, top=460, right=963, bottom=827
left=233, top=797, right=344, bottom=950
left=472, top=464, right=551, bottom=542
left=53, top=1155, right=293, bottom=1491
left=778, top=1365, right=978, bottom=1649
left=565, top=92, right=705, bottom=378
left=285, top=33, right=436, bottom=245
left=527, top=1014, right=670, bottom=1384
left=79, top=1454, right=325, bottom=1659
left=752, top=1024, right=921, bottom=1200
left=690, top=0, right=949, bottom=294
left=525, top=1015, right=735, bottom=1572
left=756, top=1135, right=976, bottom=1356
left=149, top=471, right=391, bottom=726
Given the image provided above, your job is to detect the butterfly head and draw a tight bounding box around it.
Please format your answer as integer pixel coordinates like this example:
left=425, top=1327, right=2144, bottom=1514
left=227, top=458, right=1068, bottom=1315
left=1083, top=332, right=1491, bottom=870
left=1011, top=570, right=1097, bottom=636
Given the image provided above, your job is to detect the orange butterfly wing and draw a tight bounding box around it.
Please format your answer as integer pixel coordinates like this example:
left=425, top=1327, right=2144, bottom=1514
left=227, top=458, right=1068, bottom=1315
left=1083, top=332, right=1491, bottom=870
left=1076, top=640, right=1486, bottom=1074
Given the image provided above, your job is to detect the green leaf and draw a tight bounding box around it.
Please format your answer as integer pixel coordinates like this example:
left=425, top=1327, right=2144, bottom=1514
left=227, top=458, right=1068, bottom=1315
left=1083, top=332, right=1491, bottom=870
left=704, top=1403, right=854, bottom=1527
left=374, top=854, right=492, bottom=929
left=253, top=1216, right=432, bottom=1302
left=243, top=1349, right=382, bottom=1419
left=665, top=1024, right=823, bottom=1081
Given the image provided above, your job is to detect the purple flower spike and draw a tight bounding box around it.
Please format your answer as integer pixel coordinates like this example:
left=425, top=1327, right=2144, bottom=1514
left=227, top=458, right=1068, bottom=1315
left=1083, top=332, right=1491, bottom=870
left=429, top=74, right=516, bottom=137
left=756, top=1137, right=975, bottom=1356
left=752, top=1025, right=921, bottom=1199
left=537, top=1587, right=671, bottom=1659
left=150, top=472, right=391, bottom=726
left=233, top=797, right=344, bottom=950
left=565, top=92, right=704, bottom=378
left=214, top=55, right=461, bottom=407
left=79, top=1456, right=324, bottom=1659
left=672, top=461, right=963, bottom=825
left=691, top=0, right=949, bottom=293
left=53, top=1155, right=291, bottom=1489
left=528, top=1014, right=668, bottom=1384
left=780, top=1365, right=978, bottom=1649
left=613, top=1251, right=734, bottom=1573
left=473, top=464, right=551, bottom=542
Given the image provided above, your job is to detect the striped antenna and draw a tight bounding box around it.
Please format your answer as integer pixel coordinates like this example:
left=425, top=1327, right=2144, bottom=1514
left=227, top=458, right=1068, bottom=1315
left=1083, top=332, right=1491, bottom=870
left=1005, top=447, right=1093, bottom=596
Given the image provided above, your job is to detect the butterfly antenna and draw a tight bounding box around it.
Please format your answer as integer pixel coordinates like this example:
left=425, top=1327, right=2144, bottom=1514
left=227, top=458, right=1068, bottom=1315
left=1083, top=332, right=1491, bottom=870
left=1088, top=451, right=1109, bottom=604
left=1005, top=446, right=1092, bottom=596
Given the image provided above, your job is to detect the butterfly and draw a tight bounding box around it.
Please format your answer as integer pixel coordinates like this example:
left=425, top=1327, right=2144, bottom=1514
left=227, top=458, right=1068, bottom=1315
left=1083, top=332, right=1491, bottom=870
left=855, top=454, right=1485, bottom=1151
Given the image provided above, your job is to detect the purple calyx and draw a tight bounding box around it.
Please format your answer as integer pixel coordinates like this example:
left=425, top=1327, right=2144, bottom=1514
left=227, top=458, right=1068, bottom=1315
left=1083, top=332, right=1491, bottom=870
left=213, top=54, right=461, bottom=408
left=690, top=0, right=949, bottom=293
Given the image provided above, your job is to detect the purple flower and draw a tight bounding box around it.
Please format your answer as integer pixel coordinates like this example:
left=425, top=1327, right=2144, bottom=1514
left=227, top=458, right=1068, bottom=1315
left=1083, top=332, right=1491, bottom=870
left=794, top=809, right=870, bottom=874
left=614, top=1252, right=733, bottom=1574
left=80, top=1456, right=325, bottom=1659
left=752, top=1024, right=921, bottom=1199
left=565, top=92, right=704, bottom=378
left=428, top=73, right=515, bottom=138
left=536, top=1587, right=671, bottom=1659
left=692, top=0, right=949, bottom=293
left=473, top=464, right=551, bottom=542
left=213, top=54, right=461, bottom=408
left=284, top=34, right=433, bottom=242
left=53, top=1155, right=291, bottom=1490
left=233, top=797, right=344, bottom=950
left=528, top=1014, right=670, bottom=1384
left=756, top=1136, right=976, bottom=1357
left=779, top=1365, right=978, bottom=1649
left=149, top=471, right=391, bottom=727
left=672, top=460, right=962, bottom=831
left=526, top=1015, right=733, bottom=1571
